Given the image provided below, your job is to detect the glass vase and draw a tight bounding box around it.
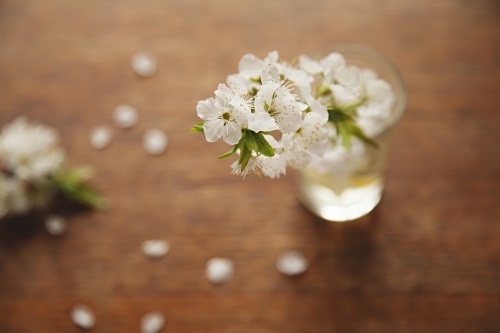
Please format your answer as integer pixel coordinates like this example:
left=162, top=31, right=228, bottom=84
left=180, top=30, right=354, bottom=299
left=295, top=44, right=407, bottom=222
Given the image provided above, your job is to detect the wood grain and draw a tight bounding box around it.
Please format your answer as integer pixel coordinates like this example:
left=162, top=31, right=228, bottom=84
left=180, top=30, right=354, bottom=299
left=1, top=0, right=500, bottom=332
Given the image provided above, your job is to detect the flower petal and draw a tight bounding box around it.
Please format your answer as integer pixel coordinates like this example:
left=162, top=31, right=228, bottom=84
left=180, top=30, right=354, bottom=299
left=330, top=84, right=360, bottom=105
left=335, top=65, right=361, bottom=90
left=215, top=83, right=234, bottom=107
left=299, top=112, right=329, bottom=156
left=264, top=51, right=279, bottom=65
left=261, top=65, right=280, bottom=84
left=238, top=54, right=265, bottom=78
left=226, top=73, right=249, bottom=94
left=229, top=96, right=251, bottom=114
left=221, top=122, right=242, bottom=145
left=273, top=90, right=303, bottom=133
left=297, top=102, right=309, bottom=111
left=254, top=83, right=279, bottom=113
left=309, top=100, right=329, bottom=124
left=248, top=112, right=279, bottom=132
left=299, top=55, right=323, bottom=74
left=259, top=154, right=287, bottom=179
left=196, top=98, right=218, bottom=121
left=320, top=52, right=346, bottom=78
left=285, top=68, right=313, bottom=85
left=262, top=134, right=281, bottom=149
left=203, top=119, right=223, bottom=142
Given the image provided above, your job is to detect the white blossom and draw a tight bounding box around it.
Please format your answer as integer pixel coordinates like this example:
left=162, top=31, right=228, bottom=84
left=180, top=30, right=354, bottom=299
left=0, top=117, right=64, bottom=182
left=230, top=157, right=262, bottom=178
left=297, top=84, right=329, bottom=123
left=258, top=154, right=287, bottom=179
left=0, top=117, right=102, bottom=219
left=282, top=64, right=314, bottom=87
left=300, top=53, right=363, bottom=106
left=227, top=51, right=279, bottom=93
left=282, top=112, right=329, bottom=160
left=250, top=67, right=304, bottom=134
left=281, top=134, right=312, bottom=169
left=298, top=55, right=324, bottom=75
left=197, top=84, right=252, bottom=145
left=299, top=52, right=346, bottom=80
left=357, top=69, right=395, bottom=119
left=329, top=65, right=363, bottom=106
left=227, top=51, right=314, bottom=95
left=0, top=118, right=62, bottom=217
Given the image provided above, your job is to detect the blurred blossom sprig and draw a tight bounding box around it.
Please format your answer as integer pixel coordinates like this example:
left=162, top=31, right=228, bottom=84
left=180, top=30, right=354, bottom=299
left=0, top=117, right=105, bottom=220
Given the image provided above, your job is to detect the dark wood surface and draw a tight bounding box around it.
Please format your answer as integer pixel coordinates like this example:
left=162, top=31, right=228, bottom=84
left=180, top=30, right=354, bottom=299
left=1, top=0, right=500, bottom=332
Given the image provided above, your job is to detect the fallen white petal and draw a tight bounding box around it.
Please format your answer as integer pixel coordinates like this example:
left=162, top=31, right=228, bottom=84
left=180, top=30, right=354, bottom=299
left=89, top=126, right=113, bottom=149
left=143, top=129, right=168, bottom=155
left=131, top=52, right=157, bottom=77
left=113, top=104, right=138, bottom=128
left=141, top=240, right=170, bottom=258
left=44, top=215, right=67, bottom=236
left=71, top=303, right=96, bottom=330
left=276, top=250, right=308, bottom=276
left=141, top=311, right=165, bottom=333
left=206, top=257, right=234, bottom=284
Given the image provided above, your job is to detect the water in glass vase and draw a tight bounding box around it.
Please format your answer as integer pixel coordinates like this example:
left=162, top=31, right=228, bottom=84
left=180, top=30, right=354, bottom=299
left=297, top=170, right=383, bottom=222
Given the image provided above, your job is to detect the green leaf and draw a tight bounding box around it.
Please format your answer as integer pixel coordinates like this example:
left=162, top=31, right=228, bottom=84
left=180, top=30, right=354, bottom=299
left=64, top=184, right=107, bottom=210
left=336, top=122, right=352, bottom=151
left=250, top=77, right=261, bottom=84
left=218, top=145, right=238, bottom=159
left=241, top=132, right=250, bottom=151
left=238, top=144, right=252, bottom=171
left=316, top=84, right=331, bottom=97
left=188, top=122, right=204, bottom=133
left=252, top=132, right=275, bottom=157
left=249, top=87, right=259, bottom=97
left=53, top=168, right=106, bottom=210
left=245, top=131, right=259, bottom=152
left=327, top=108, right=351, bottom=123
left=339, top=102, right=362, bottom=117
left=346, top=122, right=379, bottom=149
left=326, top=101, right=379, bottom=150
left=54, top=180, right=106, bottom=210
left=54, top=167, right=94, bottom=184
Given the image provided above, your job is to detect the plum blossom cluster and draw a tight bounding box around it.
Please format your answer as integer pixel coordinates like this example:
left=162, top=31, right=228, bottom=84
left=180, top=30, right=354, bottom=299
left=191, top=51, right=394, bottom=178
left=0, top=117, right=104, bottom=220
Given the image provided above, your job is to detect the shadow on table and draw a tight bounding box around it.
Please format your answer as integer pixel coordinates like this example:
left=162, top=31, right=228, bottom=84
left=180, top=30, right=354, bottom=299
left=0, top=197, right=91, bottom=251
left=298, top=200, right=383, bottom=281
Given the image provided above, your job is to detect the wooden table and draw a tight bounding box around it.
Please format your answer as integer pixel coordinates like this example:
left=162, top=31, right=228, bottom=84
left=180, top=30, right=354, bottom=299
left=1, top=0, right=499, bottom=332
